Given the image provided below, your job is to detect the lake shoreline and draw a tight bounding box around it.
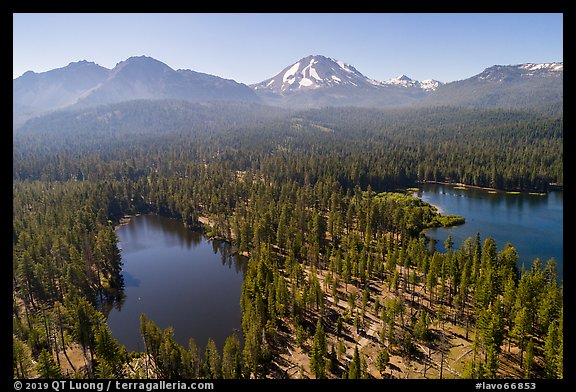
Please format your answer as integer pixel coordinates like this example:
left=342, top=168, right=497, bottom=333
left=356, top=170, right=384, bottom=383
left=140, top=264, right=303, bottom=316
left=109, top=214, right=246, bottom=352
left=416, top=180, right=500, bottom=193
left=416, top=182, right=563, bottom=278
left=116, top=212, right=247, bottom=257
left=407, top=188, right=444, bottom=214
left=415, top=180, right=561, bottom=194
left=114, top=213, right=141, bottom=230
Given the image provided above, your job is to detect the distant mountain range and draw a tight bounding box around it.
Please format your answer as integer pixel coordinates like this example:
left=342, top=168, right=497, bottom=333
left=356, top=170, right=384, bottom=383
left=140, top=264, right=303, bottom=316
left=13, top=56, right=257, bottom=127
left=13, top=55, right=563, bottom=128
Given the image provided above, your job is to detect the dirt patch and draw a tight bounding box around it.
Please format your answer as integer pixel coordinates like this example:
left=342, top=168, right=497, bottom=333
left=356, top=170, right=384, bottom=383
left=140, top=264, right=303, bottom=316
left=271, top=255, right=528, bottom=379
left=57, top=343, right=87, bottom=377
left=198, top=216, right=214, bottom=227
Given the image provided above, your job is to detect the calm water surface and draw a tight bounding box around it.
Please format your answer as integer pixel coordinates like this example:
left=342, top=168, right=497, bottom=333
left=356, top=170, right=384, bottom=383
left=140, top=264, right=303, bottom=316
left=414, top=184, right=563, bottom=279
left=107, top=214, right=246, bottom=351
left=107, top=187, right=563, bottom=348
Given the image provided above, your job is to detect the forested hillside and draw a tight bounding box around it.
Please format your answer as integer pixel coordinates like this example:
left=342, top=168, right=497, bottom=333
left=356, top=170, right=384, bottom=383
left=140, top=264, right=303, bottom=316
left=15, top=102, right=562, bottom=191
left=13, top=102, right=563, bottom=379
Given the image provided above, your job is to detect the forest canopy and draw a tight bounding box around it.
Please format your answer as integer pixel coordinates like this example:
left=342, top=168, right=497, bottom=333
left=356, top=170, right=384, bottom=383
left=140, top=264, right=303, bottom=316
left=13, top=101, right=562, bottom=379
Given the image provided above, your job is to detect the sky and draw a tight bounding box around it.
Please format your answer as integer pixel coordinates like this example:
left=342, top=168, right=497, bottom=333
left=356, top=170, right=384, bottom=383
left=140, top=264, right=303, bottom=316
left=13, top=13, right=563, bottom=84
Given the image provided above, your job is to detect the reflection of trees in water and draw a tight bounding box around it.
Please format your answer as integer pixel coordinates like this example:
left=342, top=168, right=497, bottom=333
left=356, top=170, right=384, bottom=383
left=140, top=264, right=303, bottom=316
left=108, top=214, right=247, bottom=318
left=185, top=231, right=203, bottom=248
left=212, top=239, right=220, bottom=255
left=429, top=184, right=553, bottom=212
left=215, top=239, right=248, bottom=275
left=127, top=215, right=249, bottom=269
left=141, top=214, right=203, bottom=249
left=98, top=278, right=127, bottom=317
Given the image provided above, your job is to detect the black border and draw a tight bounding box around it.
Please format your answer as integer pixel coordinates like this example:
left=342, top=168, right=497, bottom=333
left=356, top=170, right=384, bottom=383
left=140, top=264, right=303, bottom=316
left=9, top=4, right=571, bottom=391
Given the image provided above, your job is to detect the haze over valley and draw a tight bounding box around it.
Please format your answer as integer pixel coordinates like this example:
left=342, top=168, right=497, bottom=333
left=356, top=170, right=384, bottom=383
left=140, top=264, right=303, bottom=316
left=13, top=13, right=563, bottom=382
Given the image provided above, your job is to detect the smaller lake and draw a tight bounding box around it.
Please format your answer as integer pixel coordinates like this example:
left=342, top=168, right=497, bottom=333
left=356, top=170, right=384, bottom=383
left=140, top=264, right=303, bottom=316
left=414, top=184, right=563, bottom=279
left=107, top=214, right=247, bottom=351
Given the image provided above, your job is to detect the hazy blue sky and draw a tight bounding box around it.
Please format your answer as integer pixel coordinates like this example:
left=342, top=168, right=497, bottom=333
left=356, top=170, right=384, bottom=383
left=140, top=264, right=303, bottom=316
left=13, top=13, right=563, bottom=84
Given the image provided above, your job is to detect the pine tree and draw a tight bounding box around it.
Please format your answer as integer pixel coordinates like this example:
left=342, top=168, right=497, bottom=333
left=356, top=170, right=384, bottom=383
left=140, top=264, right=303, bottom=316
left=276, top=205, right=289, bottom=250
left=544, top=320, right=560, bottom=379
left=360, top=355, right=368, bottom=379
left=537, top=277, right=561, bottom=336
left=36, top=348, right=63, bottom=379
left=524, top=338, right=535, bottom=379
left=376, top=347, right=390, bottom=378
left=70, top=296, right=104, bottom=375
left=309, top=319, right=327, bottom=379
left=222, top=332, right=242, bottom=379
left=511, top=306, right=531, bottom=368
left=498, top=243, right=519, bottom=282
left=94, top=325, right=125, bottom=378
left=348, top=345, right=361, bottom=379
left=13, top=336, right=34, bottom=378
left=485, top=344, right=499, bottom=379
left=95, top=360, right=115, bottom=379
left=158, top=327, right=185, bottom=379
left=311, top=211, right=327, bottom=262
left=501, top=275, right=517, bottom=351
left=413, top=311, right=429, bottom=342
left=204, top=338, right=222, bottom=379
left=188, top=338, right=201, bottom=378
left=462, top=359, right=477, bottom=379
left=140, top=314, right=163, bottom=375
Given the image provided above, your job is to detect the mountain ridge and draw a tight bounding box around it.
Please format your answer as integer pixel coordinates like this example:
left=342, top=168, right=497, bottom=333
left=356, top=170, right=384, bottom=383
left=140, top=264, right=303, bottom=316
left=13, top=55, right=258, bottom=127
left=418, top=62, right=563, bottom=109
left=13, top=55, right=562, bottom=128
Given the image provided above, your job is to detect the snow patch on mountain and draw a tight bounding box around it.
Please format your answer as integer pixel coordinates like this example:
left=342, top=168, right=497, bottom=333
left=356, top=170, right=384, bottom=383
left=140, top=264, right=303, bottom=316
left=299, top=78, right=313, bottom=87
left=335, top=59, right=353, bottom=73
left=419, top=80, right=442, bottom=91
left=383, top=75, right=417, bottom=87
left=382, top=75, right=442, bottom=91
left=519, top=63, right=563, bottom=72
left=283, top=62, right=300, bottom=83
left=476, top=62, right=563, bottom=82
left=308, top=65, right=322, bottom=81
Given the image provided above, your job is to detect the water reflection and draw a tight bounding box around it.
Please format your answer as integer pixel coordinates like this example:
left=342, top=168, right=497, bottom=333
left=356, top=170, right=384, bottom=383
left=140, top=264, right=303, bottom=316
left=107, top=214, right=247, bottom=351
left=122, top=271, right=141, bottom=288
left=416, top=184, right=563, bottom=279
left=141, top=214, right=205, bottom=249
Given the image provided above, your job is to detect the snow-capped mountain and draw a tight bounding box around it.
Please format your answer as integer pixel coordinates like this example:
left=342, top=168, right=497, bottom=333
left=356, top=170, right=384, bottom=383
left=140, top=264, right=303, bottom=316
left=519, top=62, right=563, bottom=72
left=252, top=55, right=382, bottom=93
left=13, top=56, right=563, bottom=129
left=253, top=55, right=442, bottom=95
left=252, top=55, right=439, bottom=108
left=474, top=62, right=563, bottom=82
left=381, top=75, right=443, bottom=91
left=421, top=62, right=563, bottom=108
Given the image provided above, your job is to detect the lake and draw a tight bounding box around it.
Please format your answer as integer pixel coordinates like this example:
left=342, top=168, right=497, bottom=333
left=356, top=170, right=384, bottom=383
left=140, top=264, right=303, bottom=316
left=413, top=184, right=563, bottom=279
left=107, top=214, right=247, bottom=351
